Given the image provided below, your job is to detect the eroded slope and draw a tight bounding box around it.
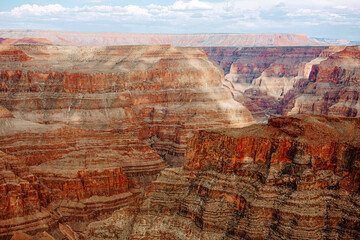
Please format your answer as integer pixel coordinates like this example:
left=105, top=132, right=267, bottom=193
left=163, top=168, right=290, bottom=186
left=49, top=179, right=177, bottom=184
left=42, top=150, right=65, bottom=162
left=88, top=115, right=360, bottom=240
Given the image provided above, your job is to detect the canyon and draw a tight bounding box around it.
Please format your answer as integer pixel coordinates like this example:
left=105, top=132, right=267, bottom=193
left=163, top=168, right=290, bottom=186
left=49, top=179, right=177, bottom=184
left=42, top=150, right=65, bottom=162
left=0, top=33, right=359, bottom=239
left=87, top=115, right=360, bottom=239
left=204, top=46, right=360, bottom=121
left=0, top=44, right=252, bottom=238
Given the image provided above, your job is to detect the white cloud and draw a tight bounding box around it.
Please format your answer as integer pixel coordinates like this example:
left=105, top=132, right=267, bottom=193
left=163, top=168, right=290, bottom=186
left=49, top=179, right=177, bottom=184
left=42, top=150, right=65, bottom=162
left=10, top=4, right=65, bottom=17
left=171, top=0, right=212, bottom=11
left=124, top=5, right=150, bottom=16
left=334, top=5, right=348, bottom=9
left=0, top=1, right=359, bottom=38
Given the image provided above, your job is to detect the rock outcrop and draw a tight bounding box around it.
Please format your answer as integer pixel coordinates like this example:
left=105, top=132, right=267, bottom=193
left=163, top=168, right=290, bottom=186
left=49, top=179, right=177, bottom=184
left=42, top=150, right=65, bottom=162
left=203, top=47, right=327, bottom=77
left=281, top=46, right=360, bottom=117
left=0, top=44, right=253, bottom=166
left=0, top=44, right=253, bottom=238
left=0, top=30, right=323, bottom=47
left=88, top=115, right=360, bottom=239
left=0, top=115, right=161, bottom=238
left=204, top=46, right=360, bottom=121
left=204, top=47, right=328, bottom=121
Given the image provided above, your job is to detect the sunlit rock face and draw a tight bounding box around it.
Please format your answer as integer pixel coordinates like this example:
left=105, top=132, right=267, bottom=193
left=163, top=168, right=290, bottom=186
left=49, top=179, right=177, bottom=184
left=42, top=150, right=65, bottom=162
left=0, top=44, right=253, bottom=165
left=87, top=115, right=360, bottom=240
left=0, top=44, right=254, bottom=238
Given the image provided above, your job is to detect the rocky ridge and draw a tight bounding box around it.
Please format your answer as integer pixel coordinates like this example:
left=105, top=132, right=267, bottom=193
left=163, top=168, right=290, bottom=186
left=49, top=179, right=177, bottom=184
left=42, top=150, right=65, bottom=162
left=87, top=115, right=360, bottom=240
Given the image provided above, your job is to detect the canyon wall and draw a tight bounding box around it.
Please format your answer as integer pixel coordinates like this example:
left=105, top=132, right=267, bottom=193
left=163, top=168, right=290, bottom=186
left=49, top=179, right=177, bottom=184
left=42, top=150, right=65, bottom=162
left=0, top=30, right=323, bottom=47
left=203, top=47, right=327, bottom=77
left=204, top=46, right=360, bottom=121
left=87, top=115, right=360, bottom=240
left=0, top=45, right=253, bottom=238
left=280, top=46, right=360, bottom=117
left=0, top=44, right=253, bottom=165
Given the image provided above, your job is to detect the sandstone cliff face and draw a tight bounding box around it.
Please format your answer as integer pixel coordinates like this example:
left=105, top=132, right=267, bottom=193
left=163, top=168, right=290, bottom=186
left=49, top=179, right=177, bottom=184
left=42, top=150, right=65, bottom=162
left=204, top=46, right=360, bottom=122
left=88, top=115, right=360, bottom=239
left=0, top=44, right=253, bottom=167
left=281, top=46, right=360, bottom=117
left=0, top=45, right=253, bottom=238
left=203, top=47, right=327, bottom=78
left=204, top=47, right=328, bottom=121
left=0, top=115, right=160, bottom=238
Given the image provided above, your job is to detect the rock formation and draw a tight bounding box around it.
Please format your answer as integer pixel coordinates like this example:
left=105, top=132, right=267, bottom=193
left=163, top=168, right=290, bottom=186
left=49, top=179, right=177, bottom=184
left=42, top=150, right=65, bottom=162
left=203, top=47, right=329, bottom=121
left=203, top=47, right=327, bottom=77
left=0, top=30, right=323, bottom=47
left=0, top=44, right=253, bottom=238
left=204, top=46, right=360, bottom=121
left=0, top=113, right=162, bottom=238
left=87, top=115, right=360, bottom=239
left=0, top=44, right=253, bottom=166
left=280, top=46, right=360, bottom=117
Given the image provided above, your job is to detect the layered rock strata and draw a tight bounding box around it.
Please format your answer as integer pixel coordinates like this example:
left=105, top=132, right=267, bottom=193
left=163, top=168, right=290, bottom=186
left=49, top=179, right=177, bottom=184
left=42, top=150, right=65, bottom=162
left=88, top=115, right=360, bottom=239
left=203, top=47, right=327, bottom=78
left=204, top=47, right=328, bottom=121
left=204, top=46, right=360, bottom=121
left=0, top=44, right=253, bottom=166
left=0, top=115, right=162, bottom=238
left=0, top=44, right=253, bottom=238
left=281, top=46, right=360, bottom=117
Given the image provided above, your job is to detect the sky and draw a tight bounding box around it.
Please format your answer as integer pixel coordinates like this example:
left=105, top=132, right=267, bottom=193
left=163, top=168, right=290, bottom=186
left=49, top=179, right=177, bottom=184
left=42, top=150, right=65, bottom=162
left=0, top=0, right=359, bottom=40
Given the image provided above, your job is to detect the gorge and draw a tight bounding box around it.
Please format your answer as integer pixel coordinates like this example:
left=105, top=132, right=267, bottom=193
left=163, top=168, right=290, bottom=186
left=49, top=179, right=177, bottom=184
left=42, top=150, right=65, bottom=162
left=0, top=44, right=252, bottom=239
left=87, top=115, right=360, bottom=239
left=0, top=34, right=359, bottom=239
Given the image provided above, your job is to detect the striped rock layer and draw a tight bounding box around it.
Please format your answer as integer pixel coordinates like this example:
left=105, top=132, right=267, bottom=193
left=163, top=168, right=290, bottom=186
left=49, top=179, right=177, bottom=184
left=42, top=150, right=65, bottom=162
left=204, top=46, right=360, bottom=122
left=87, top=115, right=360, bottom=240
left=0, top=44, right=253, bottom=166
left=0, top=44, right=253, bottom=238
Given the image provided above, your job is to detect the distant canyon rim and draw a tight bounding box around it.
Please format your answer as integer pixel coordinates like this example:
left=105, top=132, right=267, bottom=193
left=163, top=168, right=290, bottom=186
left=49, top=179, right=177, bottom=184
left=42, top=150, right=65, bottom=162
left=0, top=31, right=359, bottom=239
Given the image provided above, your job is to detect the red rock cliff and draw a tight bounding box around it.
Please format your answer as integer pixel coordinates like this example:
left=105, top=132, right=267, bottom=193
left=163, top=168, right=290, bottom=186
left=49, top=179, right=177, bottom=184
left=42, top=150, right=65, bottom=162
left=204, top=46, right=360, bottom=121
left=281, top=46, right=360, bottom=117
left=88, top=115, right=360, bottom=239
left=0, top=115, right=163, bottom=238
left=0, top=44, right=253, bottom=167
left=0, top=44, right=254, bottom=238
